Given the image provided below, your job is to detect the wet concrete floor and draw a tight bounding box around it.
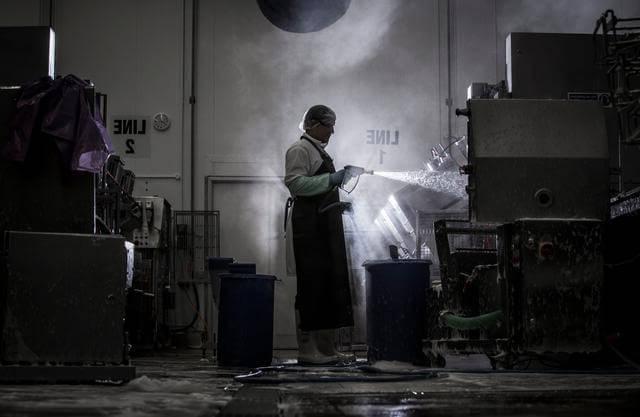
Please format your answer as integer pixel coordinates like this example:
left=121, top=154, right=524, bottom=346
left=0, top=350, right=639, bottom=416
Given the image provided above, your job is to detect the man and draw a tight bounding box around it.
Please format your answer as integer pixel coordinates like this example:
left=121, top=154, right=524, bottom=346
left=284, top=104, right=354, bottom=365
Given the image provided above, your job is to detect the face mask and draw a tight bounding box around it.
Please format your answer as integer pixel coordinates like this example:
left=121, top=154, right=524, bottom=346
left=319, top=141, right=328, bottom=149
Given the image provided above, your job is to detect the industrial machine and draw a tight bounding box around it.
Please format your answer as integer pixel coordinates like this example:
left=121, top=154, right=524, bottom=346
left=95, top=151, right=175, bottom=352
left=124, top=196, right=172, bottom=351
left=426, top=100, right=610, bottom=368
left=0, top=27, right=134, bottom=382
left=1, top=231, right=134, bottom=382
left=421, top=10, right=640, bottom=369
left=96, top=153, right=138, bottom=235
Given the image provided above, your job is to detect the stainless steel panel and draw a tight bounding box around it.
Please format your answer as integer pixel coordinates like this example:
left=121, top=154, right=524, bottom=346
left=506, top=33, right=609, bottom=100
left=468, top=99, right=609, bottom=222
left=469, top=99, right=608, bottom=159
left=2, top=231, right=126, bottom=364
left=516, top=219, right=603, bottom=353
left=505, top=32, right=640, bottom=191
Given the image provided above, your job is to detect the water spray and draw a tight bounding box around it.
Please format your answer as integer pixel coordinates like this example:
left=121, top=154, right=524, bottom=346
left=373, top=169, right=467, bottom=199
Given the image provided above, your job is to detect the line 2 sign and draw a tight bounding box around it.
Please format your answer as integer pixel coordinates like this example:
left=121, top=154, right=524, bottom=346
left=110, top=116, right=151, bottom=158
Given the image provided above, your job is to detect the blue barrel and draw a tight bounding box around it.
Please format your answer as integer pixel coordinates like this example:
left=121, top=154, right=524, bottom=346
left=363, top=259, right=431, bottom=364
left=217, top=273, right=276, bottom=367
left=228, top=263, right=257, bottom=274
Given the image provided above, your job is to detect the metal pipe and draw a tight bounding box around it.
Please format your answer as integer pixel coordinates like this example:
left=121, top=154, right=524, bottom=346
left=190, top=0, right=198, bottom=210
left=446, top=0, right=453, bottom=143
left=136, top=174, right=182, bottom=180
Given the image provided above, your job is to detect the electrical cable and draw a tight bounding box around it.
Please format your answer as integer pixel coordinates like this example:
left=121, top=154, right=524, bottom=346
left=318, top=201, right=352, bottom=214
left=607, top=341, right=640, bottom=371
left=169, top=282, right=200, bottom=331
left=604, top=252, right=640, bottom=268
left=249, top=362, right=640, bottom=377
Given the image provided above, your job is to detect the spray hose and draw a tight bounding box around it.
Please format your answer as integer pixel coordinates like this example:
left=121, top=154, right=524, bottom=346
left=440, top=310, right=504, bottom=331
left=318, top=201, right=352, bottom=214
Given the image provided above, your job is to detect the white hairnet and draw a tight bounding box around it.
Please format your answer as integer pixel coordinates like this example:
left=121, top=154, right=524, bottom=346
left=298, top=104, right=336, bottom=131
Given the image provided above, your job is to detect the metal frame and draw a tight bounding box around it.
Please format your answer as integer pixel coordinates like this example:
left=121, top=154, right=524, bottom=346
left=204, top=175, right=284, bottom=212
left=594, top=9, right=640, bottom=144
left=433, top=219, right=498, bottom=280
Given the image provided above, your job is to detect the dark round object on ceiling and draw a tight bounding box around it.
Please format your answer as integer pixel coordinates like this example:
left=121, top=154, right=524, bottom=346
left=257, top=0, right=351, bottom=33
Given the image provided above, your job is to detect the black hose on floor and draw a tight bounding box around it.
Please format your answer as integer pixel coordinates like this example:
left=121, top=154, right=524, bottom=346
left=170, top=283, right=200, bottom=332
left=235, top=362, right=640, bottom=384
left=234, top=369, right=440, bottom=384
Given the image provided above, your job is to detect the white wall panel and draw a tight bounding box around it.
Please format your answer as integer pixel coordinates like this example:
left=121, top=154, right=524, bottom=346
left=53, top=0, right=185, bottom=209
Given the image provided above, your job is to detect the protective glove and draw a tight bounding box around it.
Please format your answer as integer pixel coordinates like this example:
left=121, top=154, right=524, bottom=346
left=328, top=169, right=346, bottom=186
left=339, top=201, right=352, bottom=214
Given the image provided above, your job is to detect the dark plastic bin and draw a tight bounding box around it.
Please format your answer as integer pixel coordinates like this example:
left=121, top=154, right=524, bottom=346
left=207, top=257, right=234, bottom=303
left=208, top=257, right=235, bottom=271
left=217, top=273, right=276, bottom=367
left=228, top=263, right=256, bottom=274
left=363, top=259, right=431, bottom=364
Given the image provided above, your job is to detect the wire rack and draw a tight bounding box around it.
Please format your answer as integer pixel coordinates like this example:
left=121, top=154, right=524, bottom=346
left=172, top=211, right=220, bottom=283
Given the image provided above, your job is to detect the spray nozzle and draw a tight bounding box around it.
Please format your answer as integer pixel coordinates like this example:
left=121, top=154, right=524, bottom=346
left=340, top=165, right=374, bottom=194
left=345, top=165, right=374, bottom=176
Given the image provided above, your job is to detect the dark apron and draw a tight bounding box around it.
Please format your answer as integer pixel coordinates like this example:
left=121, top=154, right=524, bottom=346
left=290, top=137, right=354, bottom=331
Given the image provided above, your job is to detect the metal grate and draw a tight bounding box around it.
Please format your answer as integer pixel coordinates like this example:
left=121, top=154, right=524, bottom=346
left=416, top=212, right=467, bottom=254
left=173, top=211, right=220, bottom=283
left=415, top=211, right=467, bottom=279
left=416, top=211, right=498, bottom=280
left=610, top=185, right=640, bottom=218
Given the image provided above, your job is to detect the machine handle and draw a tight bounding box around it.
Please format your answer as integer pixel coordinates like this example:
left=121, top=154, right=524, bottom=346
left=455, top=108, right=470, bottom=117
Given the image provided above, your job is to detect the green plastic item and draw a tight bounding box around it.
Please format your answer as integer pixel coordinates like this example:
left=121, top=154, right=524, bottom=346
left=441, top=310, right=504, bottom=331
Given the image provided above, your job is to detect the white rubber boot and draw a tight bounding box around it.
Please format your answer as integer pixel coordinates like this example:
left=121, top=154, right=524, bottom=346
left=314, top=329, right=356, bottom=364
left=297, top=330, right=344, bottom=365
left=296, top=310, right=341, bottom=365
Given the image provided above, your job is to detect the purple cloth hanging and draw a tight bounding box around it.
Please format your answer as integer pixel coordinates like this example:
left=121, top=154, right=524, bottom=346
left=3, top=75, right=113, bottom=173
